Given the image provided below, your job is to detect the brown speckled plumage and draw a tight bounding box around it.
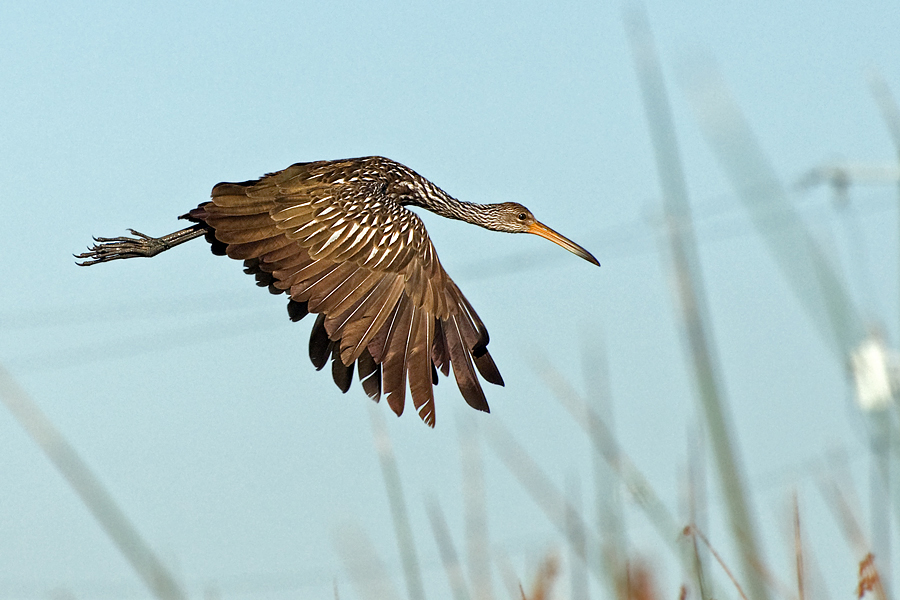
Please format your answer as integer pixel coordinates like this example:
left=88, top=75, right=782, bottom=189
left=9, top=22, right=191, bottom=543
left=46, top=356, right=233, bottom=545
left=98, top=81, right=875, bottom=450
left=77, top=156, right=599, bottom=427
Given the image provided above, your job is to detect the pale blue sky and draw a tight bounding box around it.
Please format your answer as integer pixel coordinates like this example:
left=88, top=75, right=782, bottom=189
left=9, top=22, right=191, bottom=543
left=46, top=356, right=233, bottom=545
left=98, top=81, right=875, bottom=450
left=1, top=1, right=899, bottom=598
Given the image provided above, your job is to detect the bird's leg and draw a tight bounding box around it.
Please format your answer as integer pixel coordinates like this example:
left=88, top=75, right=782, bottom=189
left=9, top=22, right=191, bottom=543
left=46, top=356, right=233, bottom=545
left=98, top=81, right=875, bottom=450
left=75, top=224, right=207, bottom=266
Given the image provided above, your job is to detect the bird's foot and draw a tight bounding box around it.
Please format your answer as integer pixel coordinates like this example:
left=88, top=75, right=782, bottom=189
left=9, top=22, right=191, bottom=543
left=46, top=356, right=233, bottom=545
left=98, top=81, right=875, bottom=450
left=75, top=229, right=170, bottom=266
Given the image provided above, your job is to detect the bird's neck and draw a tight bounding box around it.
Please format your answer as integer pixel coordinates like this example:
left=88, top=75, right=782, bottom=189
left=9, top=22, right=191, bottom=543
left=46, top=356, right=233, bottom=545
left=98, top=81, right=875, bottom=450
left=400, top=180, right=493, bottom=228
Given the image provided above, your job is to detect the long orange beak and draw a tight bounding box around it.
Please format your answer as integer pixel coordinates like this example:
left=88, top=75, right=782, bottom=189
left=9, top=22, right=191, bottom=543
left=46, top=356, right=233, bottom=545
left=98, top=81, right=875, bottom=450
left=527, top=222, right=600, bottom=266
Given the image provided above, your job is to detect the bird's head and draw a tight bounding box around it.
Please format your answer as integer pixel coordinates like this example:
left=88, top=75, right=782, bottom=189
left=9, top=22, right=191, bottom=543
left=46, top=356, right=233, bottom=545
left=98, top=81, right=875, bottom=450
left=487, top=202, right=600, bottom=266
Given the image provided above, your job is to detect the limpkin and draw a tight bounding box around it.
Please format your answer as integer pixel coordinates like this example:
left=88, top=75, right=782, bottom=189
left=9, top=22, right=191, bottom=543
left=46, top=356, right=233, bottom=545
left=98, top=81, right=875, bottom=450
left=76, top=156, right=599, bottom=426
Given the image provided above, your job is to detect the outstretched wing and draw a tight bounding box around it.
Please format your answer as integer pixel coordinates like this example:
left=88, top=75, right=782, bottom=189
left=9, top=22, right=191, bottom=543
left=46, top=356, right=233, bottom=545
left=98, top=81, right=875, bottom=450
left=187, top=159, right=503, bottom=426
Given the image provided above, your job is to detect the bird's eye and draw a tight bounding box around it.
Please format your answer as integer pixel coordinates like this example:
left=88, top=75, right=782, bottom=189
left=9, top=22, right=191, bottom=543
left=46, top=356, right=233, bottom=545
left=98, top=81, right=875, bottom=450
left=517, top=213, right=527, bottom=221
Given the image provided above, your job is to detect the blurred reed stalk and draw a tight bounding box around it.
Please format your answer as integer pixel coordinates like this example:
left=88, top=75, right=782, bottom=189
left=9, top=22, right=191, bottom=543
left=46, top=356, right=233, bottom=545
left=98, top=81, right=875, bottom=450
left=679, top=49, right=898, bottom=590
left=528, top=353, right=677, bottom=535
left=579, top=333, right=628, bottom=599
left=332, top=520, right=402, bottom=600
left=492, top=547, right=526, bottom=600
left=867, top=72, right=900, bottom=222
left=678, top=58, right=865, bottom=361
left=792, top=493, right=806, bottom=600
left=369, top=405, right=427, bottom=600
left=817, top=476, right=888, bottom=600
left=685, top=426, right=711, bottom=600
left=566, top=476, right=589, bottom=600
left=425, top=497, right=472, bottom=600
left=524, top=554, right=559, bottom=600
left=684, top=525, right=749, bottom=600
left=532, top=352, right=722, bottom=599
left=624, top=8, right=770, bottom=600
left=459, top=417, right=495, bottom=600
left=0, top=364, right=186, bottom=600
left=482, top=418, right=604, bottom=582
left=867, top=72, right=900, bottom=579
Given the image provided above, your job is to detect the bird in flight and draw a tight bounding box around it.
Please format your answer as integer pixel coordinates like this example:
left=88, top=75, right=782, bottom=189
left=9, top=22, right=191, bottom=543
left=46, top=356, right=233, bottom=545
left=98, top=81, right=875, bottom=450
left=77, top=156, right=599, bottom=426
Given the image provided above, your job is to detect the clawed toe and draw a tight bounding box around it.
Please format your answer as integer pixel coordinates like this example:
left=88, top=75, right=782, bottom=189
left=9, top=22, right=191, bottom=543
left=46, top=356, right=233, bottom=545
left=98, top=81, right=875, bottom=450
left=92, top=231, right=148, bottom=244
left=75, top=231, right=160, bottom=266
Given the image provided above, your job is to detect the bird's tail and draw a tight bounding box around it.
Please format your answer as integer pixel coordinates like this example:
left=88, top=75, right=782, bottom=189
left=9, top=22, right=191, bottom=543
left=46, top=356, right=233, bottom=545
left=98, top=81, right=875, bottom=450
left=179, top=203, right=227, bottom=256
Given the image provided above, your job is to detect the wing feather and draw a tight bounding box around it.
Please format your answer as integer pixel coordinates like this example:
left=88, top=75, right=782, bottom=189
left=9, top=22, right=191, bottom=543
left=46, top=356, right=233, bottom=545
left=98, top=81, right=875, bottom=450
left=309, top=314, right=331, bottom=370
left=357, top=349, right=381, bottom=401
left=445, top=314, right=489, bottom=413
left=331, top=343, right=354, bottom=393
left=216, top=225, right=284, bottom=244
left=432, top=319, right=450, bottom=377
left=382, top=299, right=414, bottom=417
left=340, top=277, right=405, bottom=364
left=319, top=269, right=383, bottom=322
left=286, top=262, right=342, bottom=300
left=408, top=312, right=436, bottom=426
left=260, top=242, right=305, bottom=265
left=304, top=263, right=360, bottom=311
left=275, top=256, right=331, bottom=291
left=266, top=250, right=311, bottom=273
left=474, top=351, right=504, bottom=386
left=205, top=212, right=273, bottom=231
left=226, top=235, right=294, bottom=260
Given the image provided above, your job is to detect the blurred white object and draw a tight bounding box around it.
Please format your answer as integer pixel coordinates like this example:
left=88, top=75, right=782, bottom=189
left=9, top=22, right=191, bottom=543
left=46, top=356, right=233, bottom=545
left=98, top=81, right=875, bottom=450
left=850, top=333, right=898, bottom=411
